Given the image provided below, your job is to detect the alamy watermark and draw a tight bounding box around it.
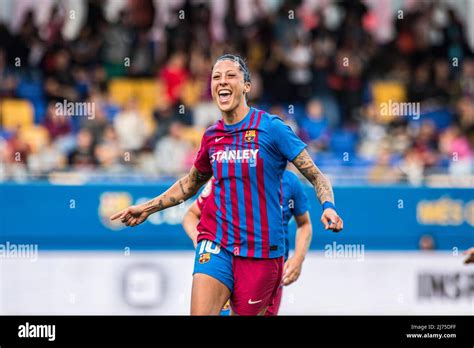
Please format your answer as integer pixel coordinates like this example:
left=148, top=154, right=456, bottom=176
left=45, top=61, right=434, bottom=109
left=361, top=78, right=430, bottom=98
left=0, top=241, right=38, bottom=262
left=324, top=241, right=365, bottom=261
left=55, top=99, right=95, bottom=119
left=18, top=322, right=55, bottom=341
left=380, top=99, right=420, bottom=120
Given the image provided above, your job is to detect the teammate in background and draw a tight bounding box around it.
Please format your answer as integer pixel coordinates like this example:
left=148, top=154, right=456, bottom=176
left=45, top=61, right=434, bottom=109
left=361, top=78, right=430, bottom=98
left=182, top=170, right=312, bottom=315
left=111, top=54, right=343, bottom=315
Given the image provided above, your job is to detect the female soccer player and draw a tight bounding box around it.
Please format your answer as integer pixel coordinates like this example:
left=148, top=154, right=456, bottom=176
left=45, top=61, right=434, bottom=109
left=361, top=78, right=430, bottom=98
left=111, top=54, right=343, bottom=315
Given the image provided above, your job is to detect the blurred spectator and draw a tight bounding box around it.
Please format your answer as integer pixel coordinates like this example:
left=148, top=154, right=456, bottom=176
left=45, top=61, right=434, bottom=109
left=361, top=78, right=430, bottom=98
left=328, top=48, right=364, bottom=123
left=40, top=4, right=65, bottom=46
left=128, top=30, right=155, bottom=76
left=44, top=49, right=79, bottom=102
left=160, top=52, right=189, bottom=105
left=412, top=120, right=440, bottom=169
left=443, top=9, right=471, bottom=63
left=81, top=92, right=110, bottom=144
left=368, top=148, right=402, bottom=184
left=153, top=102, right=189, bottom=141
left=399, top=148, right=425, bottom=186
left=102, top=10, right=132, bottom=77
left=299, top=98, right=329, bottom=152
left=408, top=63, right=436, bottom=103
left=2, top=130, right=30, bottom=181
left=358, top=104, right=387, bottom=159
left=10, top=10, right=37, bottom=67
left=113, top=98, right=147, bottom=151
left=385, top=121, right=411, bottom=156
left=181, top=49, right=212, bottom=107
left=27, top=136, right=65, bottom=176
left=459, top=58, right=474, bottom=97
left=284, top=36, right=313, bottom=102
left=4, top=130, right=30, bottom=165
left=71, top=26, right=102, bottom=67
left=95, top=125, right=124, bottom=171
left=432, top=59, right=453, bottom=104
left=419, top=234, right=435, bottom=251
left=68, top=128, right=97, bottom=169
left=43, top=102, right=72, bottom=140
left=0, top=0, right=472, bottom=184
left=154, top=122, right=192, bottom=176
left=0, top=48, right=18, bottom=97
left=439, top=124, right=473, bottom=176
left=456, top=96, right=474, bottom=134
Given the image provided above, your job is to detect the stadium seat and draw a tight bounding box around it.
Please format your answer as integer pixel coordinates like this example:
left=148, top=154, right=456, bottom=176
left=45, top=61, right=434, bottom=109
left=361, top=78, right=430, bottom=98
left=110, top=78, right=166, bottom=121
left=137, top=79, right=158, bottom=102
left=181, top=126, right=205, bottom=147
left=108, top=79, right=136, bottom=106
left=0, top=99, right=34, bottom=131
left=313, top=152, right=343, bottom=167
left=0, top=128, right=13, bottom=140
left=410, top=108, right=453, bottom=130
left=329, top=130, right=358, bottom=155
left=16, top=79, right=44, bottom=101
left=16, top=79, right=46, bottom=123
left=371, top=81, right=407, bottom=123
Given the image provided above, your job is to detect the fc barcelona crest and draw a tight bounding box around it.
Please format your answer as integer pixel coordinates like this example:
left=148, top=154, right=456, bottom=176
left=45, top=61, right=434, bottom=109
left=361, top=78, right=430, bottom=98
left=244, top=130, right=256, bottom=142
left=199, top=253, right=211, bottom=264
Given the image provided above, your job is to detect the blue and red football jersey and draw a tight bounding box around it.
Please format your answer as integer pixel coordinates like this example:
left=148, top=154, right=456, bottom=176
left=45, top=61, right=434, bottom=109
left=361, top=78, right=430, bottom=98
left=193, top=107, right=307, bottom=259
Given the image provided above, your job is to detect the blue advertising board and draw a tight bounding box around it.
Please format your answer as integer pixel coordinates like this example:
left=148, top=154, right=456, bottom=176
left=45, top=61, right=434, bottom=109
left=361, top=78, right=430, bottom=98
left=0, top=183, right=472, bottom=251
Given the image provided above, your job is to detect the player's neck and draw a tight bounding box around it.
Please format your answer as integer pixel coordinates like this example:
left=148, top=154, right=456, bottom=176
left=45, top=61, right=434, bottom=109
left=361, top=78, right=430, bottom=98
left=222, top=103, right=250, bottom=125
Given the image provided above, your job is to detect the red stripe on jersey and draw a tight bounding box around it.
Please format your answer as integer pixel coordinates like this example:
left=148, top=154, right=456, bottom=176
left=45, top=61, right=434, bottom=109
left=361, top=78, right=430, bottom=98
left=243, top=110, right=256, bottom=257
left=254, top=111, right=270, bottom=258
left=228, top=147, right=240, bottom=250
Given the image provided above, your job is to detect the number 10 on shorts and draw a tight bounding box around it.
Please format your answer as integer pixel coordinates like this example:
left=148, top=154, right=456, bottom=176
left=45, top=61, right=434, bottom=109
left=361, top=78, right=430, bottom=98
left=199, top=240, right=221, bottom=255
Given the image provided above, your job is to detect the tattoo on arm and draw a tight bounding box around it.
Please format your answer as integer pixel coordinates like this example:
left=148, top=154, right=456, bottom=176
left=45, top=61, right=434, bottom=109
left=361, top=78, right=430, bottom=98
left=292, top=149, right=334, bottom=204
left=143, top=197, right=164, bottom=214
left=188, top=166, right=212, bottom=193
left=179, top=178, right=186, bottom=195
left=141, top=167, right=211, bottom=215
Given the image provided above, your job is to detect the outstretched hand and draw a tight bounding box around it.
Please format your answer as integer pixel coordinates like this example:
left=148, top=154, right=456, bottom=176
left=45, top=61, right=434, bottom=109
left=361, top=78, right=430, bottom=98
left=110, top=205, right=149, bottom=227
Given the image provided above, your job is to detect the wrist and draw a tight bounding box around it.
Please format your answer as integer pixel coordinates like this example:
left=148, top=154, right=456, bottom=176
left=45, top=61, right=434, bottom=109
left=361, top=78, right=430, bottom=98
left=140, top=203, right=153, bottom=215
left=322, top=201, right=336, bottom=212
left=293, top=253, right=305, bottom=263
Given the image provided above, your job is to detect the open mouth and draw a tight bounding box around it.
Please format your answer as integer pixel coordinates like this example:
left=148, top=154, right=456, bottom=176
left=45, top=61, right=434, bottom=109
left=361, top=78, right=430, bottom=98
left=218, top=89, right=232, bottom=104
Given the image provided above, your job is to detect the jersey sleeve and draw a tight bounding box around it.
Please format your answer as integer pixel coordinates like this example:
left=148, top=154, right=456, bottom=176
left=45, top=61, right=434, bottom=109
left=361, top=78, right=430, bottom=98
left=291, top=174, right=309, bottom=216
left=193, top=133, right=212, bottom=174
left=196, top=179, right=213, bottom=211
left=270, top=117, right=307, bottom=161
left=196, top=195, right=205, bottom=211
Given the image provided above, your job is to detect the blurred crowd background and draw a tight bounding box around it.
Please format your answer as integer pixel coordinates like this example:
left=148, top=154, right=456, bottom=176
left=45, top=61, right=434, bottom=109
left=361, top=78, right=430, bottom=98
left=0, top=0, right=473, bottom=185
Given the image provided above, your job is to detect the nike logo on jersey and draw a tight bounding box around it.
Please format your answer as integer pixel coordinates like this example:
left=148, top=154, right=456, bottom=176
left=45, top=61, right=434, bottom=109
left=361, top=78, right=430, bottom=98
left=248, top=299, right=263, bottom=305
left=215, top=136, right=224, bottom=142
